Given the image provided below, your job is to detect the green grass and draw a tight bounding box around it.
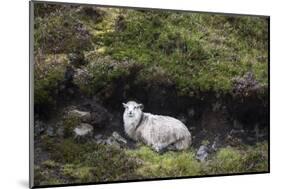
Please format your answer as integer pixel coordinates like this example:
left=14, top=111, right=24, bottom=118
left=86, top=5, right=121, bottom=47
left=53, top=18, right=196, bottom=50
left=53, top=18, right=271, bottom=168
left=94, top=10, right=268, bottom=94
left=126, top=146, right=201, bottom=178
left=35, top=140, right=268, bottom=185
left=36, top=137, right=140, bottom=185
left=125, top=143, right=268, bottom=178
left=34, top=5, right=268, bottom=101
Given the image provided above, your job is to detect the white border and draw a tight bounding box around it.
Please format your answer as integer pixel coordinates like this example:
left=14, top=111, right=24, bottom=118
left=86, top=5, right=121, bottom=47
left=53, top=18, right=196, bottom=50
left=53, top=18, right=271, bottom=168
left=1, top=0, right=280, bottom=189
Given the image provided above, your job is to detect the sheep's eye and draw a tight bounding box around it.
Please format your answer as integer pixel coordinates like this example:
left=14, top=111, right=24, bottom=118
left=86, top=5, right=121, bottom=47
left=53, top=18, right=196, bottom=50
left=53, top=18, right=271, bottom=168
left=134, top=106, right=137, bottom=109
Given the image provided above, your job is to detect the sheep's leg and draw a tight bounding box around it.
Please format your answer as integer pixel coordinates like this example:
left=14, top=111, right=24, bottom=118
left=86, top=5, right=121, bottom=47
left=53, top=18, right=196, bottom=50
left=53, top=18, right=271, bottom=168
left=173, top=137, right=191, bottom=150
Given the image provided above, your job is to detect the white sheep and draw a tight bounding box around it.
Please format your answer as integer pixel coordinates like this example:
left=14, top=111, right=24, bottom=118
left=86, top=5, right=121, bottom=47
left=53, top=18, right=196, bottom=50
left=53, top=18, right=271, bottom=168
left=123, top=101, right=191, bottom=152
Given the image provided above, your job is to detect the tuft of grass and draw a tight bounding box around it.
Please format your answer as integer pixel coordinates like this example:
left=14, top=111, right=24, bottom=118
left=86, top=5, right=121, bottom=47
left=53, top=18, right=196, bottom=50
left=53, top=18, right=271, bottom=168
left=62, top=164, right=93, bottom=182
left=62, top=115, right=81, bottom=138
left=40, top=137, right=140, bottom=183
left=206, top=142, right=269, bottom=174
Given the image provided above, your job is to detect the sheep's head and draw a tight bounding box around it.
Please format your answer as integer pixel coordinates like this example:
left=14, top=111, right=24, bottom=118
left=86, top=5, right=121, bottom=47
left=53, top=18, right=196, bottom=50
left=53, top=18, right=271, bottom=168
left=122, top=101, right=143, bottom=119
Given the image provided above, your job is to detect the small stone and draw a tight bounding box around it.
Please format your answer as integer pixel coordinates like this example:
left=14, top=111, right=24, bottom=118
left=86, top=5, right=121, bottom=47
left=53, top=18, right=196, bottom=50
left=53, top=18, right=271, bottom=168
left=112, top=131, right=127, bottom=144
left=46, top=126, right=55, bottom=137
left=196, top=145, right=209, bottom=162
left=34, top=120, right=46, bottom=137
left=94, top=134, right=103, bottom=140
left=69, top=109, right=91, bottom=123
left=73, top=123, right=93, bottom=138
left=56, top=127, right=64, bottom=137
left=105, top=136, right=120, bottom=148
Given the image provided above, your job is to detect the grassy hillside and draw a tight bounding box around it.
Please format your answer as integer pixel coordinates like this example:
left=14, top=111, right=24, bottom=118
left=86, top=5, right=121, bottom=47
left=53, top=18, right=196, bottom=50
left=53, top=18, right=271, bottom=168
left=34, top=4, right=268, bottom=108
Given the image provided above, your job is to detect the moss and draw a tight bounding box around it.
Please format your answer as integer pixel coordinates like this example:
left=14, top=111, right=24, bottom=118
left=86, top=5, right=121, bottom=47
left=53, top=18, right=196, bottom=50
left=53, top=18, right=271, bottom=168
left=37, top=136, right=268, bottom=185
left=126, top=146, right=201, bottom=178
left=207, top=147, right=244, bottom=174
left=41, top=160, right=59, bottom=169
left=34, top=5, right=92, bottom=54
left=206, top=142, right=268, bottom=174
left=40, top=137, right=140, bottom=183
left=95, top=9, right=268, bottom=95
left=125, top=143, right=268, bottom=179
left=62, top=164, right=93, bottom=182
left=34, top=4, right=268, bottom=102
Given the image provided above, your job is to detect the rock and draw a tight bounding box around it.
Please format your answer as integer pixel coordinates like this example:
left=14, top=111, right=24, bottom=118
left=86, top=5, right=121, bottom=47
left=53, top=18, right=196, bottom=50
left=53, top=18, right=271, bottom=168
left=95, top=132, right=127, bottom=148
left=69, top=109, right=91, bottom=123
left=34, top=120, right=46, bottom=137
left=196, top=145, right=209, bottom=162
left=79, top=98, right=112, bottom=128
left=73, top=123, right=93, bottom=138
left=105, top=136, right=121, bottom=148
left=56, top=127, right=64, bottom=137
left=210, top=137, right=221, bottom=152
left=211, top=141, right=218, bottom=151
left=112, top=131, right=127, bottom=144
left=46, top=126, right=55, bottom=137
left=230, top=129, right=245, bottom=135
left=94, top=134, right=103, bottom=140
left=90, top=109, right=111, bottom=128
left=94, top=134, right=105, bottom=144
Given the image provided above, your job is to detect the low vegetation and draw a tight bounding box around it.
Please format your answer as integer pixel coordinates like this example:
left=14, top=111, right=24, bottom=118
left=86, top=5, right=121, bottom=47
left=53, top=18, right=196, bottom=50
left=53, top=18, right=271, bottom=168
left=34, top=138, right=268, bottom=185
left=34, top=3, right=268, bottom=109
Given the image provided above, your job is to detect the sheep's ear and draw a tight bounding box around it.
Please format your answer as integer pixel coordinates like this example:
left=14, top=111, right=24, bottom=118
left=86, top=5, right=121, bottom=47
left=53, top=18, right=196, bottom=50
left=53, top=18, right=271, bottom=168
left=122, top=103, right=127, bottom=108
left=138, top=103, right=144, bottom=110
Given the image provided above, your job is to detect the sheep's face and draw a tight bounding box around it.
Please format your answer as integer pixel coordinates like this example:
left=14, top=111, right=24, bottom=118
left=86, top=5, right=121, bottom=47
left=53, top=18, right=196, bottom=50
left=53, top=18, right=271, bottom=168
left=122, top=101, right=143, bottom=119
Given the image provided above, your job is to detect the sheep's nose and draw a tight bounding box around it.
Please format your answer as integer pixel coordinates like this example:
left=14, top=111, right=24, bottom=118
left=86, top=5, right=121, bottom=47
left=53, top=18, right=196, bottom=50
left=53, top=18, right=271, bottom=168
left=129, top=111, right=133, bottom=114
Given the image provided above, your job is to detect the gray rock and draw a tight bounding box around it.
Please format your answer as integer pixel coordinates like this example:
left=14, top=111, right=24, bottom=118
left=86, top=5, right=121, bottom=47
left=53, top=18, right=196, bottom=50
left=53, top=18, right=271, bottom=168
left=73, top=123, right=93, bottom=138
left=94, top=134, right=103, bottom=140
left=112, top=131, right=127, bottom=144
left=46, top=126, right=55, bottom=137
left=56, top=127, right=64, bottom=137
left=105, top=136, right=121, bottom=148
left=196, top=145, right=209, bottom=162
left=69, top=109, right=91, bottom=123
left=34, top=120, right=46, bottom=137
left=96, top=132, right=128, bottom=148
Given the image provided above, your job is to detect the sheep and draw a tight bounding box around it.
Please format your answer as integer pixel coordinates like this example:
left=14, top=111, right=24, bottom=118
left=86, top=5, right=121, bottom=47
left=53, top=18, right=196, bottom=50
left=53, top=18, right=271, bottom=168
left=122, top=101, right=191, bottom=153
